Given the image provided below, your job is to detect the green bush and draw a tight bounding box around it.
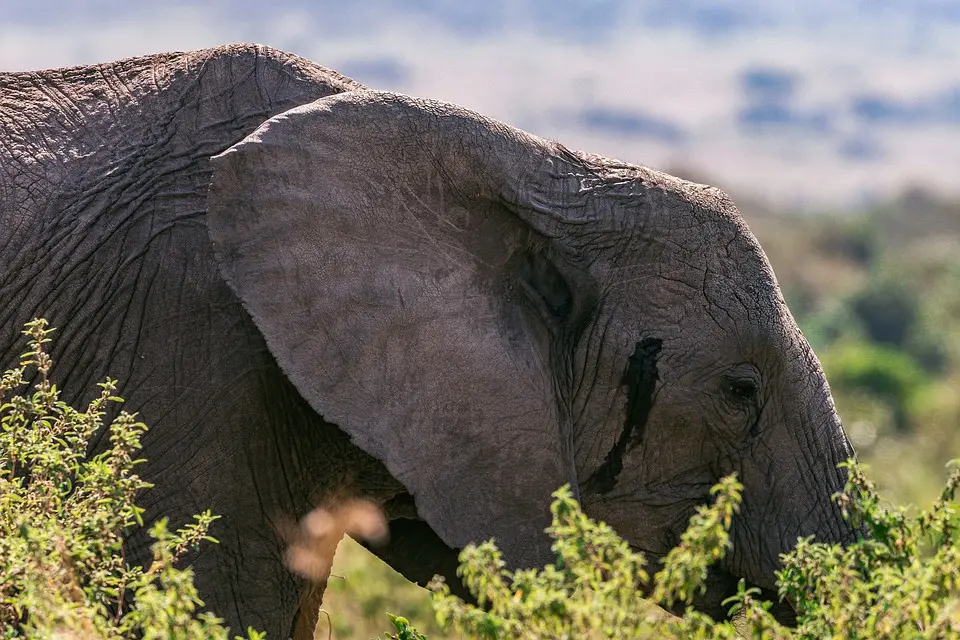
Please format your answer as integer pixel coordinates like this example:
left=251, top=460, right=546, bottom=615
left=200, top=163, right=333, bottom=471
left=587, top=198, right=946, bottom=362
left=820, top=340, right=929, bottom=433
left=5, top=318, right=960, bottom=639
left=389, top=464, right=960, bottom=639
left=0, top=320, right=261, bottom=639
left=813, top=215, right=879, bottom=268
left=849, top=279, right=920, bottom=349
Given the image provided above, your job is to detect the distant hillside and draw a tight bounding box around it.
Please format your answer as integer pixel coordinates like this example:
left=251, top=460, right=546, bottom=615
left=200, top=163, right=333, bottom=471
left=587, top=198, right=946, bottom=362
left=12, top=0, right=960, bottom=37
left=3, top=0, right=960, bottom=205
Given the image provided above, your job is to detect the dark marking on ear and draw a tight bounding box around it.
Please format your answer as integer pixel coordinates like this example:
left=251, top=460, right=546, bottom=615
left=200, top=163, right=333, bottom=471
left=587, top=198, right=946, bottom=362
left=583, top=337, right=662, bottom=495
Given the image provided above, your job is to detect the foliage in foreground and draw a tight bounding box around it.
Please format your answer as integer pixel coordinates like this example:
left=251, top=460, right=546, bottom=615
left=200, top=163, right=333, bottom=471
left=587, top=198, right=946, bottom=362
left=0, top=320, right=260, bottom=639
left=3, top=317, right=960, bottom=639
left=386, top=462, right=960, bottom=639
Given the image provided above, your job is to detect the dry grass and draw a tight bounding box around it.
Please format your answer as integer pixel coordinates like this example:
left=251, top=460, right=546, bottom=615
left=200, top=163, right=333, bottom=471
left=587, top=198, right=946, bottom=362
left=319, top=538, right=460, bottom=640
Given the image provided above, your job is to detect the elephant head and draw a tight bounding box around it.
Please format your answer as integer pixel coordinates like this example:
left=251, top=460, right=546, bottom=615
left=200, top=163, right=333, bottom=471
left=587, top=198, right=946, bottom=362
left=207, top=90, right=858, bottom=615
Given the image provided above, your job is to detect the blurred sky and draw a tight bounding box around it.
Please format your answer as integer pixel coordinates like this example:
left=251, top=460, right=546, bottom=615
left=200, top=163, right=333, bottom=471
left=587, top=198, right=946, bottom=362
left=3, top=0, right=960, bottom=207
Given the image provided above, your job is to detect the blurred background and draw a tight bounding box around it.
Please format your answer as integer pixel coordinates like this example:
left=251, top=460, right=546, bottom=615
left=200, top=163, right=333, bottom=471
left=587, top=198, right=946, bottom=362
left=5, top=2, right=960, bottom=637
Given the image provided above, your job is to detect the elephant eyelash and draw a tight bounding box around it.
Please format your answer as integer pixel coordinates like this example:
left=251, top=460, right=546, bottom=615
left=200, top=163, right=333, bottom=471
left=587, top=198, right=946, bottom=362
left=725, top=378, right=759, bottom=402
left=719, top=369, right=765, bottom=440
left=721, top=365, right=762, bottom=409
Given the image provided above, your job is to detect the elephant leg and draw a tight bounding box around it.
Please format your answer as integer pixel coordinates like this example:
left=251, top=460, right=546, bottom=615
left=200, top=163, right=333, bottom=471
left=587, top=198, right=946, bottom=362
left=292, top=579, right=330, bottom=640
left=95, top=300, right=402, bottom=636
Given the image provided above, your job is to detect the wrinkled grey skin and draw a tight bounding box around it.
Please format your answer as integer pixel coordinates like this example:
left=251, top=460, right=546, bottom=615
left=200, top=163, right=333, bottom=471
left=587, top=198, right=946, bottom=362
left=0, top=44, right=857, bottom=635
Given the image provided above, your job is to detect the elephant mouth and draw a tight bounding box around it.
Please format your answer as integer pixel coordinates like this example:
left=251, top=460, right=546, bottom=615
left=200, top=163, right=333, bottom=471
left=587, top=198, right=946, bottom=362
left=679, top=566, right=797, bottom=626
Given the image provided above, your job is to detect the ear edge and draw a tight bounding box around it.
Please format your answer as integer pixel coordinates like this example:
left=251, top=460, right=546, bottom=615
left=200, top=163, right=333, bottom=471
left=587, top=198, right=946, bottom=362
left=206, top=92, right=584, bottom=568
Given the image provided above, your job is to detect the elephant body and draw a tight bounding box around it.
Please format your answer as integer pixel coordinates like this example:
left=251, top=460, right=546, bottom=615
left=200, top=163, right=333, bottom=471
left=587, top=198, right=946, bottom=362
left=0, top=44, right=857, bottom=636
left=0, top=45, right=407, bottom=634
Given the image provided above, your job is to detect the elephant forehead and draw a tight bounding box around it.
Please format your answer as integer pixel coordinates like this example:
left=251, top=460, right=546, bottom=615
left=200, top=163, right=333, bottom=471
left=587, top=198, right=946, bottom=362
left=594, top=255, right=787, bottom=365
left=578, top=192, right=770, bottom=281
left=605, top=230, right=780, bottom=315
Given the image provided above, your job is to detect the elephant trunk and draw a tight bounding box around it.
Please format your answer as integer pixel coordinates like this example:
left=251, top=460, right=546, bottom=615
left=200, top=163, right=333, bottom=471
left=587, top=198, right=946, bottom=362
left=726, top=346, right=860, bottom=594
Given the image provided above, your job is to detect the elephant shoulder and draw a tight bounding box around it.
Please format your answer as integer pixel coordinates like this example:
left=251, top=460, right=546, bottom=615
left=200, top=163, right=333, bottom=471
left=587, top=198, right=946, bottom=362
left=640, top=167, right=740, bottom=221
left=188, top=43, right=367, bottom=94
left=0, top=44, right=363, bottom=168
left=0, top=44, right=361, bottom=230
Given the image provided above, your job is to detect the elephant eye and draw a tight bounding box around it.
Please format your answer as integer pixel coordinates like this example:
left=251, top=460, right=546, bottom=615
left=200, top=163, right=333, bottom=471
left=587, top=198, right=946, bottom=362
left=727, top=378, right=758, bottom=400
left=722, top=367, right=761, bottom=406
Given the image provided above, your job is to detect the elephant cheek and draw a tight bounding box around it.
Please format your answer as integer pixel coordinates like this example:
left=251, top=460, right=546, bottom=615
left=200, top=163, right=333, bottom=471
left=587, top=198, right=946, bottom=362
left=727, top=437, right=856, bottom=590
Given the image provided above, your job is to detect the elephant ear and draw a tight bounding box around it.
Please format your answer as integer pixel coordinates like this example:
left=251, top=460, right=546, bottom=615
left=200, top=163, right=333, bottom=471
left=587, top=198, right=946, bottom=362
left=207, top=90, right=591, bottom=567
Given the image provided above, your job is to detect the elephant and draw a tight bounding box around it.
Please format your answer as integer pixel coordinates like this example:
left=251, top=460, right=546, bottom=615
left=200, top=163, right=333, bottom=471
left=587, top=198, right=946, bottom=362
left=0, top=43, right=858, bottom=636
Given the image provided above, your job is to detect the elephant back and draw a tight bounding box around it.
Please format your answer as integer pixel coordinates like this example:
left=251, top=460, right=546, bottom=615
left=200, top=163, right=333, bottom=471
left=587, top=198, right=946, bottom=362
left=0, top=44, right=362, bottom=396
